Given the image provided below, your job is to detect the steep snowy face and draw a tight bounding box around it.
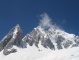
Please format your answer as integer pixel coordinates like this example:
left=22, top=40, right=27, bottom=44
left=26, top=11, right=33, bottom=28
left=0, top=24, right=23, bottom=55
left=22, top=26, right=54, bottom=50
left=22, top=25, right=79, bottom=50
left=47, top=28, right=78, bottom=49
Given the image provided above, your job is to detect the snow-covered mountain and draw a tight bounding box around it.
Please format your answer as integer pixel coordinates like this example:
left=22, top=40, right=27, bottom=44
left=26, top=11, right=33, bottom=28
left=22, top=25, right=79, bottom=51
left=0, top=24, right=79, bottom=60
left=0, top=13, right=79, bottom=60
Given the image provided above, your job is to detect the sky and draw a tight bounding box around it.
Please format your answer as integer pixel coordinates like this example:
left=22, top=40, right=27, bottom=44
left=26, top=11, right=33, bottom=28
left=0, top=0, right=79, bottom=39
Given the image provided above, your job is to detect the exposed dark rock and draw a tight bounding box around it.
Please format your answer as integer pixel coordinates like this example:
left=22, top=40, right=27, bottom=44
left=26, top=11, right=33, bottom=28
left=3, top=48, right=17, bottom=55
left=22, top=26, right=55, bottom=50
left=0, top=24, right=23, bottom=55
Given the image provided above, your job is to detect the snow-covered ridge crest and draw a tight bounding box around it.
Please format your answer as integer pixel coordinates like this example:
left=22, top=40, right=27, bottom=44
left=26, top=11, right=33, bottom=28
left=39, top=13, right=59, bottom=30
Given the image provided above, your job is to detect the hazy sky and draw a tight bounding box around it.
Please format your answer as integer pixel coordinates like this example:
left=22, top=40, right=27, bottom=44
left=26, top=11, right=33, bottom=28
left=0, top=0, right=79, bottom=39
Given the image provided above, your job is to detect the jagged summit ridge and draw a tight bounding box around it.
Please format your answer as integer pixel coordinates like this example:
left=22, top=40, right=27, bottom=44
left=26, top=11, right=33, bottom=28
left=22, top=25, right=79, bottom=50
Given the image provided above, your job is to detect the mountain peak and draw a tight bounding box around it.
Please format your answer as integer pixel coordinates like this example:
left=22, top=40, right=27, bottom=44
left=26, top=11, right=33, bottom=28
left=22, top=24, right=79, bottom=50
left=0, top=24, right=23, bottom=55
left=14, top=24, right=21, bottom=30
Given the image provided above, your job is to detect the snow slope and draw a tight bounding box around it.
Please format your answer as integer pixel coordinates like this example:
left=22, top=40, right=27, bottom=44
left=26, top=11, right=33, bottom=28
left=37, top=47, right=79, bottom=60
left=0, top=46, right=79, bottom=60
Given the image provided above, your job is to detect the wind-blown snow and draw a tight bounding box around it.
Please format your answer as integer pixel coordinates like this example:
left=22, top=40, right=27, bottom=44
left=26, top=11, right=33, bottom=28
left=39, top=13, right=53, bottom=30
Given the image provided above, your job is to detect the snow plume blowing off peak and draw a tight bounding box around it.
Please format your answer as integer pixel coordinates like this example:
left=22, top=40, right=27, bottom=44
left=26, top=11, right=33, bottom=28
left=39, top=13, right=59, bottom=30
left=39, top=13, right=52, bottom=30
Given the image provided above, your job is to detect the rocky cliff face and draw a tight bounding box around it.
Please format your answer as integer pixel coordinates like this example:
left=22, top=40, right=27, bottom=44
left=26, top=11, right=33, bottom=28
left=0, top=24, right=23, bottom=55
left=22, top=26, right=79, bottom=50
left=22, top=26, right=55, bottom=50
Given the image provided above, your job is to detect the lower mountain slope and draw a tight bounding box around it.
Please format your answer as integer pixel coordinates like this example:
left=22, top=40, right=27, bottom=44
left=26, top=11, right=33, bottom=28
left=0, top=45, right=79, bottom=60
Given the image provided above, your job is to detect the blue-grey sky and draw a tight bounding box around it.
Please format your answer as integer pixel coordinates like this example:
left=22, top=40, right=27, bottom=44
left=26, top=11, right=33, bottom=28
left=0, top=0, right=79, bottom=39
